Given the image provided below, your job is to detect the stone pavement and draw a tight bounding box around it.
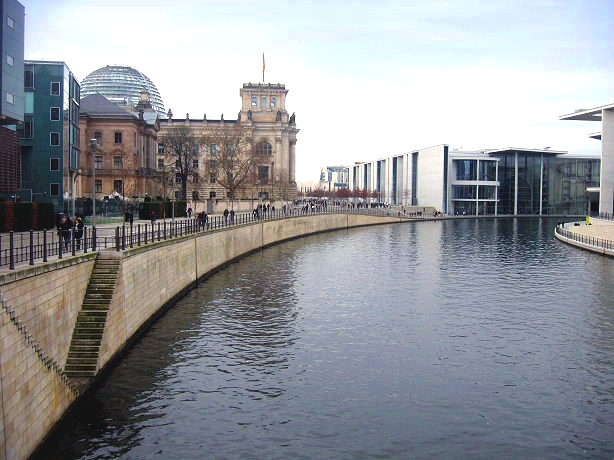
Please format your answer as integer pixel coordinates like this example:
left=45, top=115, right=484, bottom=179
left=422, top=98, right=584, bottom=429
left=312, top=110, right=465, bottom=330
left=563, top=217, right=614, bottom=242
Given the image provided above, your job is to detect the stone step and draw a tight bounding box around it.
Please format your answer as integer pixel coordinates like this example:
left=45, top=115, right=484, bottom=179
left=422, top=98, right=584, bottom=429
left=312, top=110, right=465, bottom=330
left=66, top=352, right=98, bottom=361
left=69, top=345, right=100, bottom=353
left=72, top=331, right=104, bottom=340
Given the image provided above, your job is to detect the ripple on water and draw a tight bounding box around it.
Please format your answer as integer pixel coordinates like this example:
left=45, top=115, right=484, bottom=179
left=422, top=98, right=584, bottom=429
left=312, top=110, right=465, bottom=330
left=45, top=218, right=614, bottom=460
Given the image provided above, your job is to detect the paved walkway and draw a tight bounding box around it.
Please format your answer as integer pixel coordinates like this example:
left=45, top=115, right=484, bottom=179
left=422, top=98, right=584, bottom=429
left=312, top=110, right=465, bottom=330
left=563, top=218, right=614, bottom=241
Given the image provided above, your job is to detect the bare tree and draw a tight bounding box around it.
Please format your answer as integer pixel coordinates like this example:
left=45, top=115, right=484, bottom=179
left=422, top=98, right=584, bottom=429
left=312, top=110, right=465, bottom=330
left=271, top=169, right=295, bottom=204
left=158, top=125, right=200, bottom=199
left=201, top=124, right=256, bottom=207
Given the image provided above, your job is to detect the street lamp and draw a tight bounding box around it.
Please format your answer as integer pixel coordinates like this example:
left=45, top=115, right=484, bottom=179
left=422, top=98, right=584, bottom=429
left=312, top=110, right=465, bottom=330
left=89, top=139, right=98, bottom=226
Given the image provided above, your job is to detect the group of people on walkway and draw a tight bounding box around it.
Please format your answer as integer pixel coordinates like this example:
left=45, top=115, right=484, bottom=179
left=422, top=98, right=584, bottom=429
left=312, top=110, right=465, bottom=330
left=55, top=213, right=85, bottom=250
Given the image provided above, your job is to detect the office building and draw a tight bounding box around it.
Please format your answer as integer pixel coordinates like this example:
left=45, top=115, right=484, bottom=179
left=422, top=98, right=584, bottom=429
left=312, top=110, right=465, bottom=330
left=0, top=0, right=24, bottom=197
left=19, top=61, right=80, bottom=213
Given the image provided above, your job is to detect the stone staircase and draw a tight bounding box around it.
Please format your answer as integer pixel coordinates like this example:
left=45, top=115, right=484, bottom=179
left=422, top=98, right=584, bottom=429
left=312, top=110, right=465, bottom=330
left=64, top=253, right=120, bottom=384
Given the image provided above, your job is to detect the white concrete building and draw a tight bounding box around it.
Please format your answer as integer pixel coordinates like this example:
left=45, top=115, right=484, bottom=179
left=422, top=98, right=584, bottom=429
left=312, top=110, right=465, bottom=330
left=560, top=103, right=614, bottom=215
left=348, top=145, right=600, bottom=216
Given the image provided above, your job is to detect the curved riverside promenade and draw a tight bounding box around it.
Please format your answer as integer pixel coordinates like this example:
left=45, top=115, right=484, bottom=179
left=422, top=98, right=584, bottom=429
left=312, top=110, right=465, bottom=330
left=0, top=209, right=406, bottom=460
left=554, top=217, right=614, bottom=257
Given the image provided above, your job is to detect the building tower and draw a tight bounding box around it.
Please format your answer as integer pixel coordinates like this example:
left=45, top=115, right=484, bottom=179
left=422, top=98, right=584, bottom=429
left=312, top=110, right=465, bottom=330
left=238, top=83, right=299, bottom=185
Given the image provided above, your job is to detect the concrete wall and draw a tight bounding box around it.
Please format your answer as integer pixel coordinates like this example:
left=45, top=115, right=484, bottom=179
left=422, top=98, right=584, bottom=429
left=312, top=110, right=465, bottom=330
left=0, top=254, right=96, bottom=460
left=0, top=212, right=398, bottom=459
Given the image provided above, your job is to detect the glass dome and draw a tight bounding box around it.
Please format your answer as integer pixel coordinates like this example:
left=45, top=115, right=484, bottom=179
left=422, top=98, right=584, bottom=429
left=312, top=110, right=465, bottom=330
left=80, top=65, right=165, bottom=116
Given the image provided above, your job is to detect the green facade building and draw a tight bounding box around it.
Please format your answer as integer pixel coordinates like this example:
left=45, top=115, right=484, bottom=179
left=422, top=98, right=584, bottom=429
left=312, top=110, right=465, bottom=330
left=19, top=61, right=80, bottom=213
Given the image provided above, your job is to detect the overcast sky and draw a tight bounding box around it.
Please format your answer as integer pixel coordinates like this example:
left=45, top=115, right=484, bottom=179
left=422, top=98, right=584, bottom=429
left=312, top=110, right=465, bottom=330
left=23, top=0, right=613, bottom=181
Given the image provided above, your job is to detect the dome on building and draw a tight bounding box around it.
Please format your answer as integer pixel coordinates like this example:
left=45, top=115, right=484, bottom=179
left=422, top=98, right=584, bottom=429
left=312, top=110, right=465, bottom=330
left=80, top=65, right=165, bottom=116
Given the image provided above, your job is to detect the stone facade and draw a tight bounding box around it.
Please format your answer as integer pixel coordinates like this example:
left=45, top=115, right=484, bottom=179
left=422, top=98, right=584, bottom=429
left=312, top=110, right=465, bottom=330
left=78, top=93, right=160, bottom=206
left=158, top=83, right=299, bottom=208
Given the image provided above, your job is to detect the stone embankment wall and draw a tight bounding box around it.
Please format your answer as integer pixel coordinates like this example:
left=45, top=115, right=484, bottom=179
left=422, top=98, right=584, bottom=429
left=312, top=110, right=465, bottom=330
left=0, top=212, right=397, bottom=459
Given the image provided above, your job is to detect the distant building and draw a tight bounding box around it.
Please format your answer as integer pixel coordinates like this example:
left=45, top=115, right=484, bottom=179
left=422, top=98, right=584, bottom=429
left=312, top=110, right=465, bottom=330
left=78, top=92, right=160, bottom=216
left=80, top=65, right=165, bottom=117
left=19, top=60, right=80, bottom=213
left=560, top=103, right=614, bottom=215
left=349, top=145, right=600, bottom=215
left=158, top=82, right=299, bottom=209
left=0, top=0, right=24, bottom=197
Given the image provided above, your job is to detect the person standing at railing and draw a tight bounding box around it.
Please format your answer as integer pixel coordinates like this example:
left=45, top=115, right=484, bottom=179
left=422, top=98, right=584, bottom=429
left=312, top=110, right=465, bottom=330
left=73, top=216, right=84, bottom=250
left=58, top=216, right=73, bottom=250
left=229, top=209, right=235, bottom=224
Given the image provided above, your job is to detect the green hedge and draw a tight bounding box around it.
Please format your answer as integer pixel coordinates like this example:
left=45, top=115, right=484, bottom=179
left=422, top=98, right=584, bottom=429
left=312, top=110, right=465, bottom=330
left=138, top=200, right=187, bottom=220
left=0, top=202, right=55, bottom=232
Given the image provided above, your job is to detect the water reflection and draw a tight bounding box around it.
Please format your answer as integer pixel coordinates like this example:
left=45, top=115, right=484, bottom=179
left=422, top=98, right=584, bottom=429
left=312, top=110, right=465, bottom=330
left=44, top=218, right=613, bottom=459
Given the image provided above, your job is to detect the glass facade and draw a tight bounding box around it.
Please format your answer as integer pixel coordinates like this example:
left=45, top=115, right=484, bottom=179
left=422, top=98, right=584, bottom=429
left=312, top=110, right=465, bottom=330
left=80, top=65, right=165, bottom=116
left=490, top=151, right=600, bottom=215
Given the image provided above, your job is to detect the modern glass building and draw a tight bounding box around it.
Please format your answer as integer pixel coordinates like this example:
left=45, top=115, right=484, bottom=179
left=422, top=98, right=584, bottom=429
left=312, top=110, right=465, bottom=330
left=348, top=146, right=601, bottom=216
left=80, top=65, right=165, bottom=116
left=19, top=61, right=80, bottom=213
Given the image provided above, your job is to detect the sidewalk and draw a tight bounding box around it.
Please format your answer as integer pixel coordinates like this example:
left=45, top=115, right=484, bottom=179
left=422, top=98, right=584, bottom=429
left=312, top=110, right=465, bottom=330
left=563, top=218, right=614, bottom=241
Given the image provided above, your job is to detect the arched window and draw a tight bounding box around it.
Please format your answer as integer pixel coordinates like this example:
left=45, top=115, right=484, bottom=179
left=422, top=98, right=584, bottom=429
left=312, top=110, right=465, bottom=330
left=270, top=97, right=277, bottom=108
left=251, top=96, right=257, bottom=107
left=260, top=96, right=267, bottom=108
left=256, top=141, right=272, bottom=156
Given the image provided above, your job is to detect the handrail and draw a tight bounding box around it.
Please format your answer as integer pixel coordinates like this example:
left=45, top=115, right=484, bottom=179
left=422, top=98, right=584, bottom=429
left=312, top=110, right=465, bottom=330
left=554, top=223, right=614, bottom=251
left=1, top=206, right=407, bottom=270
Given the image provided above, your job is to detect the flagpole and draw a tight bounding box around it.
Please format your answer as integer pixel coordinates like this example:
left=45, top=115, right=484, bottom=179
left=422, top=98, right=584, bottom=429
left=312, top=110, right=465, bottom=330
left=262, top=52, right=265, bottom=83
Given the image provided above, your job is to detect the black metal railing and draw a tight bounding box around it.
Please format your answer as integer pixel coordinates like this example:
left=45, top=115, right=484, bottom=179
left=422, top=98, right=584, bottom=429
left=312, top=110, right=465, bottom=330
left=554, top=223, right=614, bottom=251
left=598, top=212, right=614, bottom=222
left=0, top=206, right=411, bottom=270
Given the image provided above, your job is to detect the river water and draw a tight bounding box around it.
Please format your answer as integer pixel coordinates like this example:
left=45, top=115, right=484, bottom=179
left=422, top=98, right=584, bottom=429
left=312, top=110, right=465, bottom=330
left=44, top=217, right=613, bottom=459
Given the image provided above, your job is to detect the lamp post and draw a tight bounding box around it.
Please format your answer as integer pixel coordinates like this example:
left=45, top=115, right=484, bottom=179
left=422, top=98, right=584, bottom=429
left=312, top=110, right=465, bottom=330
left=89, top=139, right=98, bottom=226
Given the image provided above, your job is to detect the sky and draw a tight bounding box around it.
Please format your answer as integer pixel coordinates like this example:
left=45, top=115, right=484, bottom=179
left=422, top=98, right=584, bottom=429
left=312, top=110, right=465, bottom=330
left=23, top=0, right=614, bottom=182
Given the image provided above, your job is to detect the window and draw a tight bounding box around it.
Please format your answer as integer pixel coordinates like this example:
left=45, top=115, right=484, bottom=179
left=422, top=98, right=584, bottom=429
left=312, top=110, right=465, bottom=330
left=158, top=158, right=164, bottom=168
left=192, top=173, right=199, bottom=183
left=50, top=107, right=60, bottom=121
left=251, top=96, right=257, bottom=107
left=192, top=191, right=199, bottom=200
left=175, top=173, right=182, bottom=184
left=270, top=97, right=277, bottom=108
left=114, top=180, right=123, bottom=194
left=50, top=183, right=59, bottom=196
left=209, top=191, right=216, bottom=199
left=6, top=92, right=14, bottom=104
left=114, top=132, right=122, bottom=144
left=6, top=54, right=14, bottom=67
left=50, top=82, right=60, bottom=96
left=192, top=144, right=199, bottom=154
left=94, top=156, right=102, bottom=169
left=7, top=16, right=14, bottom=29
left=209, top=175, right=216, bottom=184
left=20, top=120, right=33, bottom=139
left=24, top=70, right=33, bottom=88
left=260, top=96, right=267, bottom=108
left=50, top=158, right=60, bottom=171
left=209, top=144, right=217, bottom=154
left=114, top=156, right=122, bottom=169
left=95, top=180, right=102, bottom=193
left=256, top=141, right=272, bottom=156
left=50, top=132, right=60, bottom=146
left=94, top=131, right=102, bottom=145
left=193, top=159, right=199, bottom=169
left=158, top=143, right=165, bottom=154
left=258, top=166, right=269, bottom=182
